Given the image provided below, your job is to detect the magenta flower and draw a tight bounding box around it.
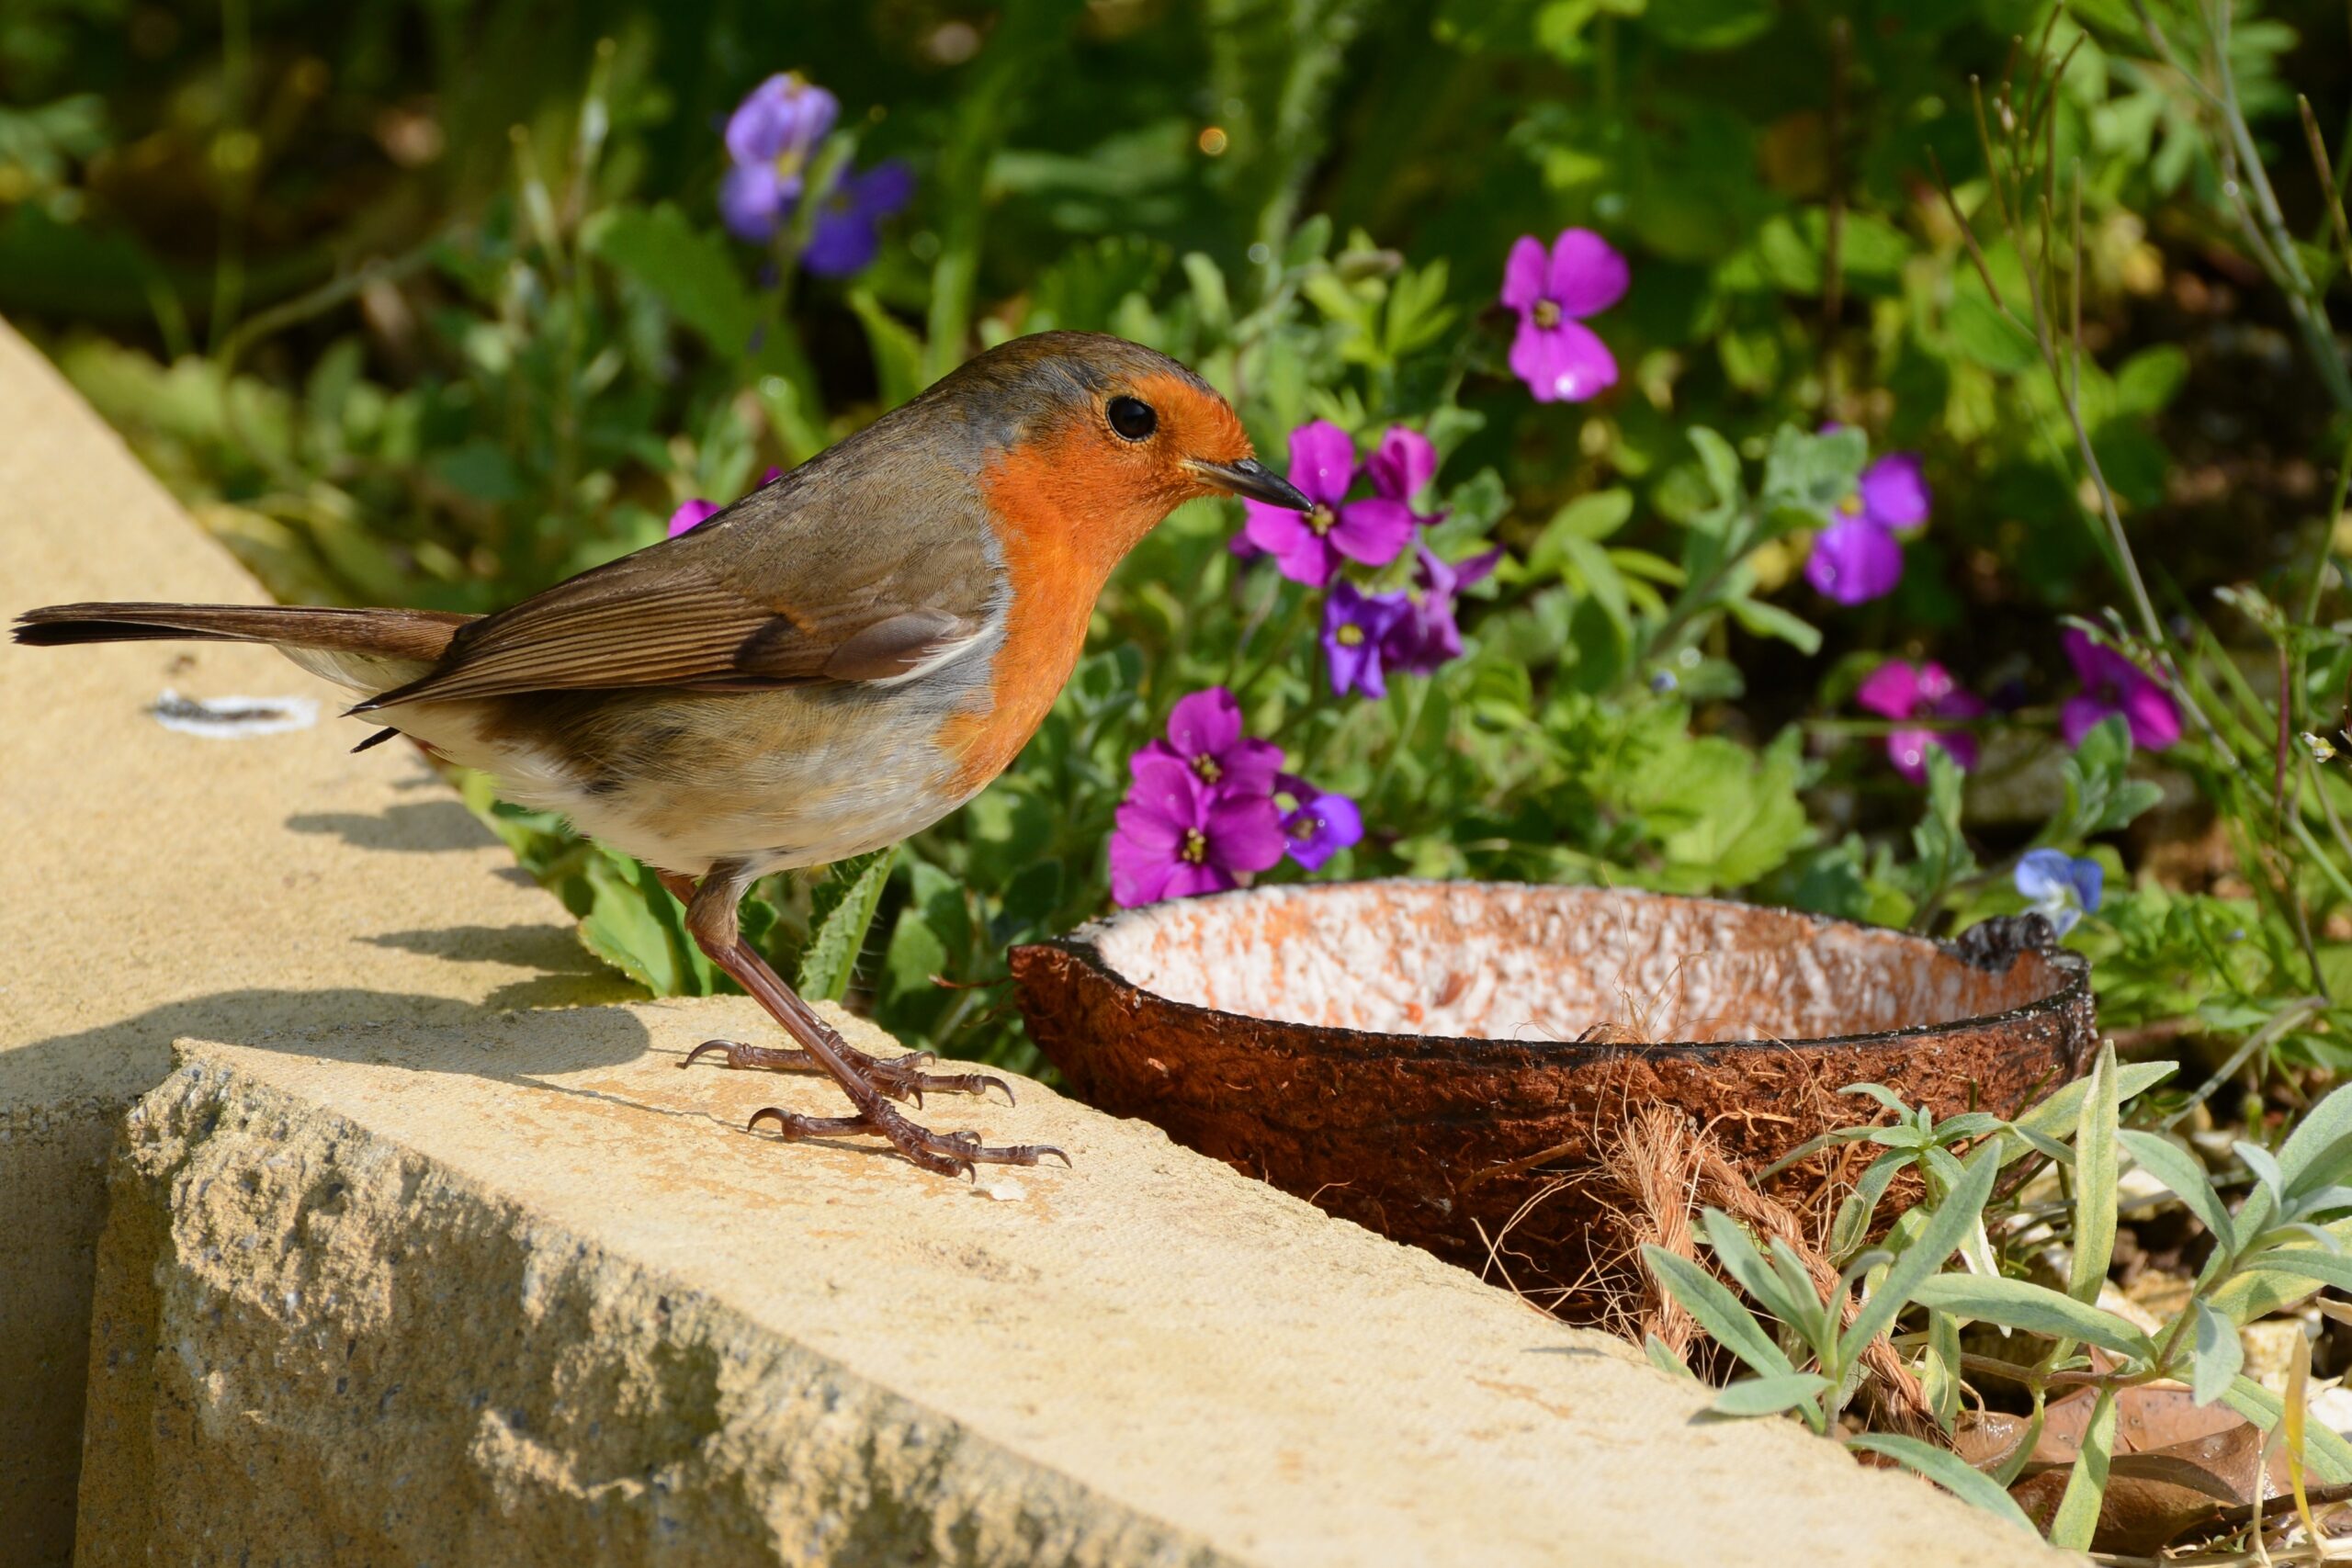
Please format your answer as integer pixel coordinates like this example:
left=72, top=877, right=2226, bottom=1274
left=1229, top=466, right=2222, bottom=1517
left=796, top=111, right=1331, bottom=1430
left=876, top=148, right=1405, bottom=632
left=1109, top=761, right=1285, bottom=906
left=1385, top=545, right=1503, bottom=675
left=1856, top=660, right=1985, bottom=784
left=801, top=160, right=915, bottom=277
left=668, top=499, right=722, bottom=537
left=1242, top=421, right=1422, bottom=586
left=2060, top=630, right=2180, bottom=750
left=1805, top=454, right=1930, bottom=606
left=1276, top=774, right=1363, bottom=871
left=1367, top=427, right=1437, bottom=509
left=1323, top=581, right=1410, bottom=699
left=719, top=74, right=840, bottom=243
left=1501, top=229, right=1627, bottom=403
left=1137, top=686, right=1282, bottom=795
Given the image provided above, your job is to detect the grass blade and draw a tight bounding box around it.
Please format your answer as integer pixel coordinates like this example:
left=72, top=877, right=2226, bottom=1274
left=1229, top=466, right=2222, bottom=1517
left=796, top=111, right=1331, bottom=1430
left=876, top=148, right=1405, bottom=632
left=1846, top=1434, right=2040, bottom=1535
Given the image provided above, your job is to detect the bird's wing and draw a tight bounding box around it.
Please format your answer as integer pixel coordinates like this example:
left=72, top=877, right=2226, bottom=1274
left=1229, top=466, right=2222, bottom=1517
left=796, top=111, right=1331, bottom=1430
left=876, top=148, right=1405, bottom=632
left=353, top=494, right=997, bottom=712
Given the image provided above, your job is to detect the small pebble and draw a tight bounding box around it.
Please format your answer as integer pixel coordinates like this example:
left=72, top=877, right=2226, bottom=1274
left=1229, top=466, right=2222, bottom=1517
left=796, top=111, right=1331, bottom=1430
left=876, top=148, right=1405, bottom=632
left=978, top=1180, right=1026, bottom=1202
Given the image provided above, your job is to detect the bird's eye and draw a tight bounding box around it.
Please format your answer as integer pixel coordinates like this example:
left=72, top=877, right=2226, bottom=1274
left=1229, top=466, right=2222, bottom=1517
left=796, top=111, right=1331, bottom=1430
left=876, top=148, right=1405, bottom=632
left=1107, top=396, right=1158, bottom=441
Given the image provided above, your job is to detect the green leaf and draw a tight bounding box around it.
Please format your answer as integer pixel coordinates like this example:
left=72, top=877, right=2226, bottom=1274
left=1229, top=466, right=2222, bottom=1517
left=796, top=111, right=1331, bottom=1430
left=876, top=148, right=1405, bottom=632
left=846, top=289, right=927, bottom=409
left=796, top=847, right=898, bottom=1003
left=1907, top=1274, right=2154, bottom=1357
left=2209, top=1219, right=2352, bottom=1323
left=1838, top=1144, right=2000, bottom=1365
left=2048, top=1387, right=2116, bottom=1551
left=2239, top=1246, right=2352, bottom=1292
left=2239, top=1140, right=2288, bottom=1206
left=1725, top=596, right=1822, bottom=656
left=588, top=202, right=757, bottom=355
left=2191, top=1300, right=2244, bottom=1407
left=2117, top=1130, right=2236, bottom=1252
left=1641, top=1246, right=1795, bottom=1379
left=2005, top=1062, right=2178, bottom=1159
left=1688, top=426, right=1744, bottom=509
left=1712, top=1372, right=1832, bottom=1418
left=2278, top=1081, right=2352, bottom=1198
left=1845, top=1434, right=2041, bottom=1535
left=1643, top=0, right=1775, bottom=51
left=1643, top=1334, right=1699, bottom=1382
left=1702, top=1210, right=1819, bottom=1335
left=2071, top=1043, right=2120, bottom=1305
left=2114, top=344, right=2189, bottom=417
left=576, top=851, right=712, bottom=997
left=1758, top=423, right=1868, bottom=516
left=1945, top=291, right=2037, bottom=373
left=2222, top=1377, right=2352, bottom=1484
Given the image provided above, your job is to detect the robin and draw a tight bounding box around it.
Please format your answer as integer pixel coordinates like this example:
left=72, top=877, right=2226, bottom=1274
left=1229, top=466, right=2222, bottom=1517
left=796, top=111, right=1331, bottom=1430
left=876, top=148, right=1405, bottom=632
left=16, top=330, right=1311, bottom=1178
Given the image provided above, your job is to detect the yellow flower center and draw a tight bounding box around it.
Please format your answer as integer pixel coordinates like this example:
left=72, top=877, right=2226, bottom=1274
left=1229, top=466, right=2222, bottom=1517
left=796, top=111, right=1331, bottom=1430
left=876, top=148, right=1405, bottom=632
left=1532, top=299, right=1562, bottom=329
left=1838, top=492, right=1864, bottom=516
left=1336, top=624, right=1365, bottom=647
left=1306, top=503, right=1337, bottom=537
left=1180, top=828, right=1209, bottom=864
left=1190, top=752, right=1223, bottom=784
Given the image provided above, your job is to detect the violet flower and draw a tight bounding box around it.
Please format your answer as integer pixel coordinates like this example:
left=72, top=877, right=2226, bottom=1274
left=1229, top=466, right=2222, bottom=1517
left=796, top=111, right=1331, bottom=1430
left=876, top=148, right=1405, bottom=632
left=2015, top=849, right=2103, bottom=937
left=801, top=160, right=915, bottom=277
left=1324, top=581, right=1410, bottom=698
left=718, top=74, right=840, bottom=243
left=2060, top=629, right=2180, bottom=750
left=1137, top=686, right=1282, bottom=796
left=1241, top=421, right=1421, bottom=586
left=1109, top=760, right=1284, bottom=907
left=1500, top=229, right=1627, bottom=403
left=1804, top=453, right=1930, bottom=606
left=668, top=499, right=723, bottom=537
left=1276, top=774, right=1363, bottom=871
left=1856, top=660, right=1985, bottom=784
left=1385, top=545, right=1502, bottom=675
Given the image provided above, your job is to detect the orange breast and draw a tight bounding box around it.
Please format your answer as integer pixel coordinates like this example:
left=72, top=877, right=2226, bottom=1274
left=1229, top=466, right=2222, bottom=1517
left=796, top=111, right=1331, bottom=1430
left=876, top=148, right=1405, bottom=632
left=939, top=424, right=1170, bottom=795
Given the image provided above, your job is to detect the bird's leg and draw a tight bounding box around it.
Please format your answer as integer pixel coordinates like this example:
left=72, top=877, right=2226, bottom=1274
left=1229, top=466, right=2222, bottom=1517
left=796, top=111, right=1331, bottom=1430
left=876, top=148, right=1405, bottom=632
left=673, top=865, right=1065, bottom=1178
left=657, top=869, right=1012, bottom=1105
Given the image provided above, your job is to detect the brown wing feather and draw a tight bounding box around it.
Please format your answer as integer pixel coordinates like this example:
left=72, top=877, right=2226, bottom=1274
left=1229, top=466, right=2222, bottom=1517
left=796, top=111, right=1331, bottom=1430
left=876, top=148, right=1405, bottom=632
left=352, top=478, right=997, bottom=712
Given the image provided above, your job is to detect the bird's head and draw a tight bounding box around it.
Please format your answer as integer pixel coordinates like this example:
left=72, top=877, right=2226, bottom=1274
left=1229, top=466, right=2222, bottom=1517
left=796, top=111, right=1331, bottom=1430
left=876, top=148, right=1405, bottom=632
left=937, top=332, right=1308, bottom=576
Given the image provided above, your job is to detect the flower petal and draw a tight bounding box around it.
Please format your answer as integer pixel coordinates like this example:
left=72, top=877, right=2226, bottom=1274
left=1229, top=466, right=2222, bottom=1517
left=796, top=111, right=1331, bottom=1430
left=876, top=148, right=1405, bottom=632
left=718, top=163, right=788, bottom=242
left=1204, top=793, right=1287, bottom=873
left=1858, top=453, right=1930, bottom=529
left=2061, top=628, right=2106, bottom=688
left=1285, top=420, right=1358, bottom=506
left=2059, top=694, right=2111, bottom=750
left=2014, top=848, right=2073, bottom=903
left=1330, top=496, right=1419, bottom=568
left=1368, top=426, right=1437, bottom=504
left=1166, top=688, right=1243, bottom=761
left=1127, top=750, right=1200, bottom=812
left=801, top=209, right=881, bottom=277
left=1219, top=738, right=1285, bottom=798
left=2120, top=678, right=2182, bottom=750
left=1500, top=235, right=1549, bottom=310
left=2072, top=857, right=2105, bottom=913
left=1159, top=863, right=1236, bottom=900
left=725, top=75, right=838, bottom=166
left=667, top=499, right=722, bottom=537
left=1545, top=228, right=1630, bottom=319
left=1804, top=516, right=1904, bottom=604
left=846, top=159, right=916, bottom=219
left=1855, top=660, right=1922, bottom=720
left=1107, top=836, right=1176, bottom=908
left=1243, top=500, right=1308, bottom=558
left=1510, top=317, right=1618, bottom=403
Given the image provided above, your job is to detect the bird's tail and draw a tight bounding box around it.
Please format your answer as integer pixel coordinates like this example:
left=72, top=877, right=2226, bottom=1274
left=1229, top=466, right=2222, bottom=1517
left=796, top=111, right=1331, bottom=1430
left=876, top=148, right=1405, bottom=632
left=13, top=602, right=474, bottom=694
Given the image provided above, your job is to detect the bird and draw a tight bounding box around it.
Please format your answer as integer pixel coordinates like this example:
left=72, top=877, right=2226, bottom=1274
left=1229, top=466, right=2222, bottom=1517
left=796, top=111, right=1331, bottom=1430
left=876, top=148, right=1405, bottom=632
left=16, top=330, right=1311, bottom=1178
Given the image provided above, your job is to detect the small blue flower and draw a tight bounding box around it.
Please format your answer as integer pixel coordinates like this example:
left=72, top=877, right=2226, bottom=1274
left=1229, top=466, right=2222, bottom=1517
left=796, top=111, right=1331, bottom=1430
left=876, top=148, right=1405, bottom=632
left=2015, top=850, right=2104, bottom=937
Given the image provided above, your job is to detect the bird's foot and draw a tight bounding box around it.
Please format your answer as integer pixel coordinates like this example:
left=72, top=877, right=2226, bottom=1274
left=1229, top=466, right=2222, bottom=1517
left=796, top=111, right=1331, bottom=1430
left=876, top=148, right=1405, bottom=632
left=684, top=1037, right=1015, bottom=1107
left=747, top=1101, right=1068, bottom=1179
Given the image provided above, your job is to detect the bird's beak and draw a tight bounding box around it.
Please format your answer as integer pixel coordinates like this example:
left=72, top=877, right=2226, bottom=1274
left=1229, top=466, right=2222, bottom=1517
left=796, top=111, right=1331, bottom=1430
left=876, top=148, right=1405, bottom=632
left=1188, top=457, right=1312, bottom=512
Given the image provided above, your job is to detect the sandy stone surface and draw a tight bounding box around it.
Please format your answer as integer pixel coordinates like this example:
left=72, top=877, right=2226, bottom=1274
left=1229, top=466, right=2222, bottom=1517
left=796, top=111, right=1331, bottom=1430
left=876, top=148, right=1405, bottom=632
left=81, top=1006, right=2065, bottom=1566
left=1, top=314, right=2066, bottom=1565
left=0, top=319, right=631, bottom=1563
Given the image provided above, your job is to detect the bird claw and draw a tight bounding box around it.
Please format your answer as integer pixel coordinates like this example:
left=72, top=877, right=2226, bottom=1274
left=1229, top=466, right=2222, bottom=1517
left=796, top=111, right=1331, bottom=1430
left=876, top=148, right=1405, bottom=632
left=683, top=1037, right=1010, bottom=1107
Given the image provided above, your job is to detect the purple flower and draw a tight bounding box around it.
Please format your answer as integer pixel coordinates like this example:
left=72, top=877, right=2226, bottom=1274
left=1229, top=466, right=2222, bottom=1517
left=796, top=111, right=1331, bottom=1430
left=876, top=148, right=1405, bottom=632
left=1500, top=229, right=1627, bottom=403
left=1137, top=686, right=1282, bottom=796
left=1109, top=760, right=1284, bottom=907
left=1804, top=453, right=1931, bottom=606
left=801, top=160, right=916, bottom=277
left=1241, top=421, right=1421, bottom=586
left=2015, top=849, right=2103, bottom=937
left=1385, top=545, right=1502, bottom=675
left=1368, top=427, right=1437, bottom=508
left=1324, top=581, right=1410, bottom=698
left=2060, top=629, right=2180, bottom=751
left=668, top=498, right=722, bottom=537
left=719, top=74, right=840, bottom=243
left=1276, top=774, right=1363, bottom=871
left=1856, top=660, right=1985, bottom=784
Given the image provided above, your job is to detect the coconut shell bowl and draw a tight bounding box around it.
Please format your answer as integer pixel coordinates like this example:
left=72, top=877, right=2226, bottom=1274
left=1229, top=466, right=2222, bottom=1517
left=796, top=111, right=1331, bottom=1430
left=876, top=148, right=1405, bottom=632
left=1011, top=881, right=2096, bottom=1312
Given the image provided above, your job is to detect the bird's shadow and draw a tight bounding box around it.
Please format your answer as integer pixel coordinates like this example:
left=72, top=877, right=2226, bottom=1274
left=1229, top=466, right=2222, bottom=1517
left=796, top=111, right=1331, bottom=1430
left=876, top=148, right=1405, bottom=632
left=283, top=799, right=486, bottom=854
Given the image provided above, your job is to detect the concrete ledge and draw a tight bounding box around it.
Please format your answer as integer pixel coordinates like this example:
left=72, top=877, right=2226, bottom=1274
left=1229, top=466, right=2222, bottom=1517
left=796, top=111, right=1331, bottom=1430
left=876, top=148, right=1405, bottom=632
left=76, top=1004, right=2058, bottom=1566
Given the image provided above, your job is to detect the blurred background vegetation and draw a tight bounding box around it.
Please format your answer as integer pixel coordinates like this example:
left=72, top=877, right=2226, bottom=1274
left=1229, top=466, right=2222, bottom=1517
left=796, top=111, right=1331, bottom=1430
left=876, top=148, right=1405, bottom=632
left=6, top=0, right=2352, bottom=1080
